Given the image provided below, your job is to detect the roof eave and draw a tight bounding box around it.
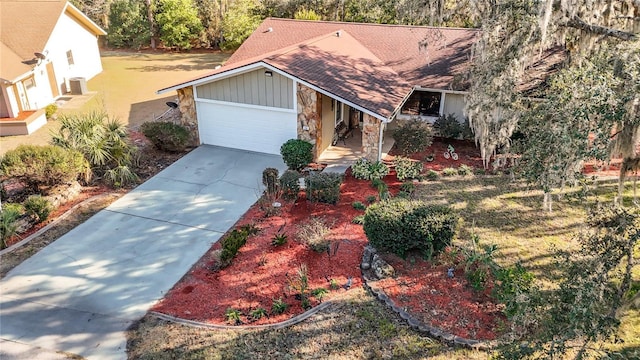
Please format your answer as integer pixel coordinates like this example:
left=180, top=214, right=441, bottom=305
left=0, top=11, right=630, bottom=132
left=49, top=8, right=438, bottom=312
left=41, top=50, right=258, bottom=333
left=64, top=2, right=107, bottom=36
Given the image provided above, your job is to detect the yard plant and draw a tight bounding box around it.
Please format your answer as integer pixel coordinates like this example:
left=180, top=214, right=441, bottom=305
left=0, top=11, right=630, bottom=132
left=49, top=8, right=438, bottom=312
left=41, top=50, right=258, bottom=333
left=364, top=199, right=458, bottom=259
left=23, top=195, right=53, bottom=223
left=279, top=170, right=300, bottom=200
left=350, top=158, right=389, bottom=180
left=280, top=139, right=313, bottom=171
left=140, top=121, right=191, bottom=152
left=305, top=172, right=343, bottom=204
left=392, top=119, right=433, bottom=155
left=394, top=156, right=423, bottom=180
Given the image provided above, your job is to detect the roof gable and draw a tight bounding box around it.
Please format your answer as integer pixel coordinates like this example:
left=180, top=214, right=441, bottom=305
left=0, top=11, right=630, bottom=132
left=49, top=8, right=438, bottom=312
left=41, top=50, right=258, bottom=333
left=0, top=0, right=105, bottom=81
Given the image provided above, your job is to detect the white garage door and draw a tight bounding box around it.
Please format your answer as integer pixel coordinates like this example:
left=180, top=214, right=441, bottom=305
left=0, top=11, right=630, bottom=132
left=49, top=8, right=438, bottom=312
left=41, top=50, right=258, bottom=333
left=196, top=101, right=298, bottom=155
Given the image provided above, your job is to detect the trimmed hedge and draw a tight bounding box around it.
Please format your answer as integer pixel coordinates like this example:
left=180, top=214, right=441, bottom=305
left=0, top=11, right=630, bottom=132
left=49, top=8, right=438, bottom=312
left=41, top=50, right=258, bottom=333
left=280, top=139, right=313, bottom=170
left=305, top=172, right=343, bottom=204
left=364, top=199, right=458, bottom=258
left=0, top=145, right=90, bottom=189
left=140, top=121, right=190, bottom=152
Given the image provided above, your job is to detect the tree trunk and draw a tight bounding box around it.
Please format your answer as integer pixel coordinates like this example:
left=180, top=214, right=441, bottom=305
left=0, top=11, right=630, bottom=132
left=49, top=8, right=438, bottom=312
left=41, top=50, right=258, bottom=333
left=146, top=0, right=156, bottom=49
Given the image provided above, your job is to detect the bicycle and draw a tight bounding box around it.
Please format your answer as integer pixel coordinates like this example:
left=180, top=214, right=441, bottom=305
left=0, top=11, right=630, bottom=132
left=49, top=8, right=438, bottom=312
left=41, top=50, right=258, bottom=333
left=443, top=144, right=459, bottom=161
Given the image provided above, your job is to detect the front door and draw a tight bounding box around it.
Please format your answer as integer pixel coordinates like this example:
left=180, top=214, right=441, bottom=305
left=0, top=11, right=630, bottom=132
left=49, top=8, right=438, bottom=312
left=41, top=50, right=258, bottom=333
left=15, top=81, right=29, bottom=111
left=46, top=62, right=60, bottom=98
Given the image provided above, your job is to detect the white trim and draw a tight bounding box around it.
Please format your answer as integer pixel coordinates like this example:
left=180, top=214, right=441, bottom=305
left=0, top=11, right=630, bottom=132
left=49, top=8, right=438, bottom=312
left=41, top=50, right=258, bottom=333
left=438, top=92, right=446, bottom=116
left=292, top=79, right=298, bottom=113
left=160, top=60, right=388, bottom=122
left=377, top=119, right=384, bottom=161
left=415, top=86, right=468, bottom=95
left=194, top=97, right=297, bottom=114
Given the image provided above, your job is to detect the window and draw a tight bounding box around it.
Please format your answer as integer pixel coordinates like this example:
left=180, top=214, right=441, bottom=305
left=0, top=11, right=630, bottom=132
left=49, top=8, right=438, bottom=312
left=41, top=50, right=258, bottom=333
left=401, top=91, right=442, bottom=117
left=335, top=100, right=343, bottom=126
left=66, top=50, right=74, bottom=66
left=23, top=77, right=35, bottom=89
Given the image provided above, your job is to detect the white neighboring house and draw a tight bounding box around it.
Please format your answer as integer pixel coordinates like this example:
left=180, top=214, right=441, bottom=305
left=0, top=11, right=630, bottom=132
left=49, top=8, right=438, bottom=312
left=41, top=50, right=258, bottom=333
left=0, top=0, right=105, bottom=135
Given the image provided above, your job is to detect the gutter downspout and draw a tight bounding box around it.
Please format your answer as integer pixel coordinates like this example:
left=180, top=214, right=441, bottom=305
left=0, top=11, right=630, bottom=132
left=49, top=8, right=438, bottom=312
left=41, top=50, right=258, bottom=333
left=377, top=119, right=384, bottom=161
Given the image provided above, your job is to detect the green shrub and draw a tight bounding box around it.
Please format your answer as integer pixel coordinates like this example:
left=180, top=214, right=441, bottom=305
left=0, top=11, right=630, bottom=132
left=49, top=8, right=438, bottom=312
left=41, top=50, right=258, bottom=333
left=352, top=201, right=366, bottom=210
left=279, top=170, right=301, bottom=200
left=366, top=195, right=377, bottom=204
left=103, top=165, right=139, bottom=188
left=352, top=215, right=365, bottom=224
left=0, top=203, right=23, bottom=249
left=364, top=199, right=458, bottom=259
left=52, top=111, right=137, bottom=187
left=351, top=158, right=389, bottom=180
left=250, top=307, right=267, bottom=320
left=140, top=121, right=190, bottom=152
left=262, top=168, right=279, bottom=197
left=392, top=119, right=433, bottom=155
left=312, top=287, right=329, bottom=302
left=45, top=103, right=58, bottom=119
left=305, top=172, right=343, bottom=204
left=0, top=145, right=90, bottom=189
left=220, top=227, right=252, bottom=265
left=457, top=164, right=474, bottom=176
left=434, top=113, right=463, bottom=139
left=271, top=233, right=288, bottom=246
left=280, top=139, right=313, bottom=170
left=394, top=157, right=423, bottom=180
left=493, top=263, right=535, bottom=317
left=271, top=298, right=288, bottom=314
left=24, top=195, right=53, bottom=223
left=461, top=118, right=474, bottom=140
left=442, top=167, right=458, bottom=177
left=297, top=217, right=332, bottom=252
left=400, top=182, right=416, bottom=193
left=426, top=170, right=439, bottom=180
left=225, top=308, right=242, bottom=325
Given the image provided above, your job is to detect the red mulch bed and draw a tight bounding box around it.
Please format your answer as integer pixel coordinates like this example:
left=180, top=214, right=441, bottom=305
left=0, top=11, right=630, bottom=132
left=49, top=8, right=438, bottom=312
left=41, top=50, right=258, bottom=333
left=372, top=253, right=504, bottom=340
left=389, top=137, right=485, bottom=171
left=152, top=170, right=402, bottom=325
left=152, top=139, right=505, bottom=339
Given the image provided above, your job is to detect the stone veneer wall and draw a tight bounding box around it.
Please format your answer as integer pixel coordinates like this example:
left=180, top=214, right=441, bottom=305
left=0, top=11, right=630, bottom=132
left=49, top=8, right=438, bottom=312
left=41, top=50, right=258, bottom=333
left=362, top=113, right=381, bottom=161
left=177, top=87, right=199, bottom=146
left=296, top=83, right=323, bottom=159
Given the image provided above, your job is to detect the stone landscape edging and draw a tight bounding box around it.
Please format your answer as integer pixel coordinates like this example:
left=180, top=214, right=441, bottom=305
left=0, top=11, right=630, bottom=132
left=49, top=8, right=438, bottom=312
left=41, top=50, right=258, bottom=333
left=0, top=193, right=120, bottom=257
left=361, top=245, right=496, bottom=350
left=148, top=299, right=336, bottom=330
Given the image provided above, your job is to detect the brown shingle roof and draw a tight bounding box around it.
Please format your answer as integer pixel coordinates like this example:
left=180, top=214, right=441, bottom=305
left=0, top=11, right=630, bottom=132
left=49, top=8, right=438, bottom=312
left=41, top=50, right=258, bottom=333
left=160, top=19, right=478, bottom=119
left=0, top=0, right=105, bottom=81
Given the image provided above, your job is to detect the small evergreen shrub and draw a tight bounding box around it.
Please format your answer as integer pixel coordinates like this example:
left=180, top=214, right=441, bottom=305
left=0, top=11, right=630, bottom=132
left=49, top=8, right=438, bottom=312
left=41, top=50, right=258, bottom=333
left=0, top=145, right=90, bottom=189
left=426, top=170, right=439, bottom=181
left=392, top=119, right=433, bottom=155
left=364, top=199, right=458, bottom=259
left=271, top=298, right=288, bottom=314
left=366, top=195, right=377, bottom=204
left=351, top=158, right=389, bottom=180
left=24, top=195, right=53, bottom=223
left=250, top=307, right=268, bottom=320
left=457, top=164, right=474, bottom=176
left=434, top=113, right=463, bottom=139
left=280, top=139, right=313, bottom=170
left=400, top=182, right=416, bottom=194
left=219, top=227, right=252, bottom=266
left=442, top=167, right=458, bottom=177
left=225, top=308, right=242, bottom=325
left=305, top=172, right=343, bottom=204
left=140, top=121, right=190, bottom=152
left=45, top=103, right=58, bottom=119
left=394, top=157, right=423, bottom=180
left=0, top=203, right=23, bottom=249
left=262, top=168, right=280, bottom=196
left=279, top=170, right=300, bottom=200
left=352, top=201, right=366, bottom=210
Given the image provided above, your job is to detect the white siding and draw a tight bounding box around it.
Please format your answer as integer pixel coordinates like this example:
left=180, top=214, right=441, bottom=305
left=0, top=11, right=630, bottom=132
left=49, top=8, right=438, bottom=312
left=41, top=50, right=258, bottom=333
left=44, top=10, right=103, bottom=96
left=196, top=68, right=294, bottom=109
left=443, top=93, right=466, bottom=121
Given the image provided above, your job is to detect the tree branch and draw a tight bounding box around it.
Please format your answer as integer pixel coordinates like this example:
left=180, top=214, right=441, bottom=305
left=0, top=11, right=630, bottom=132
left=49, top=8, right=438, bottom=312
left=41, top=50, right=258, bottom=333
left=563, top=16, right=637, bottom=41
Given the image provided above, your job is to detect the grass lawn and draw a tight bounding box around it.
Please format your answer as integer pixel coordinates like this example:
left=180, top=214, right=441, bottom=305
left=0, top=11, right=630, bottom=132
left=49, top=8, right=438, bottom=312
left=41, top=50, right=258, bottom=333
left=127, top=174, right=640, bottom=359
left=0, top=50, right=230, bottom=155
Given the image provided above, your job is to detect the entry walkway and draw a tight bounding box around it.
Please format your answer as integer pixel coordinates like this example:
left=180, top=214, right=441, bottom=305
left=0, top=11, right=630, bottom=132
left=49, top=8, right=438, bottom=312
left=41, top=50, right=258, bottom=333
left=0, top=146, right=286, bottom=359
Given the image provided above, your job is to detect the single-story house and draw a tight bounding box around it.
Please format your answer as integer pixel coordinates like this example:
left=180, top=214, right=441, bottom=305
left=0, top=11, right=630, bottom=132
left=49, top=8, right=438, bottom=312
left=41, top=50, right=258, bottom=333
left=0, top=0, right=105, bottom=136
left=158, top=18, right=480, bottom=161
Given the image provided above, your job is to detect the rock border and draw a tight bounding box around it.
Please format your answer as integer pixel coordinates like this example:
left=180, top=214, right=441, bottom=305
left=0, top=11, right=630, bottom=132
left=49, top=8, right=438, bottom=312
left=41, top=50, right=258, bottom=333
left=148, top=299, right=336, bottom=331
left=360, top=245, right=496, bottom=350
left=0, top=193, right=121, bottom=257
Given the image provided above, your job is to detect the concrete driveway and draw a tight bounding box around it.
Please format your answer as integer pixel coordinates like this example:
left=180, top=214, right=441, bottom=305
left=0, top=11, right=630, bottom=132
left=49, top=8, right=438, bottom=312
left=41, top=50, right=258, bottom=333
left=0, top=146, right=286, bottom=360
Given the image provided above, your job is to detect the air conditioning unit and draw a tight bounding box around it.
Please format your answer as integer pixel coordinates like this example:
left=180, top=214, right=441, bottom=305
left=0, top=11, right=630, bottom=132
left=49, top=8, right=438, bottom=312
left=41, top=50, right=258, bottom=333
left=68, top=77, right=88, bottom=95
